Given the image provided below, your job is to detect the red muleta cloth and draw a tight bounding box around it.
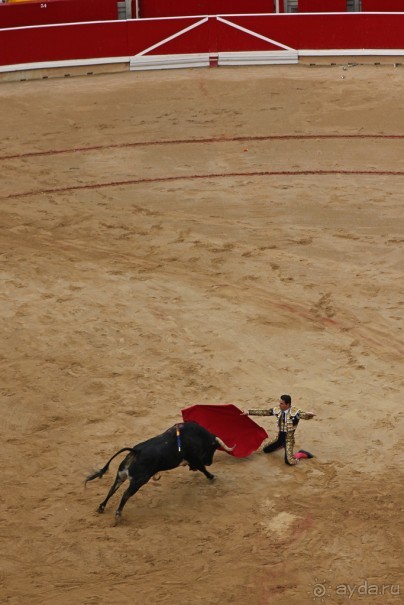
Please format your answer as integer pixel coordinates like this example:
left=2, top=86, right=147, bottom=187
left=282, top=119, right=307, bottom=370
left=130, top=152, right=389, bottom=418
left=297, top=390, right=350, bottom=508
left=181, top=403, right=268, bottom=458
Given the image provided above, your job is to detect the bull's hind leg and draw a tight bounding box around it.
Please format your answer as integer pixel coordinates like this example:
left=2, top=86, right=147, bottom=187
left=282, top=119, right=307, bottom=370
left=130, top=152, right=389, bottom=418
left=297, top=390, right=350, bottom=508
left=114, top=474, right=150, bottom=522
left=97, top=470, right=128, bottom=513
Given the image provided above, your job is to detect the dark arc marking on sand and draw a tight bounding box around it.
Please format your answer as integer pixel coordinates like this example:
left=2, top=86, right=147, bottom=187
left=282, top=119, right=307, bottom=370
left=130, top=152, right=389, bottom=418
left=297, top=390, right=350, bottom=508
left=5, top=170, right=404, bottom=200
left=1, top=133, right=404, bottom=161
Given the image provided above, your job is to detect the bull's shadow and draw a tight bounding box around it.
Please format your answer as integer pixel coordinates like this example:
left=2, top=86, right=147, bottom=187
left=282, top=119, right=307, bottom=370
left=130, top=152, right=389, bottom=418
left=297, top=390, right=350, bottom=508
left=85, top=421, right=234, bottom=523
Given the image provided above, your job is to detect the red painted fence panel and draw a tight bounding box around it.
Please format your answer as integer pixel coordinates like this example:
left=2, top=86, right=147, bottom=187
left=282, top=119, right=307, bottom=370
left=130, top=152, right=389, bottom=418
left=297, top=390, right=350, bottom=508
left=137, top=0, right=275, bottom=18
left=298, top=0, right=346, bottom=12
left=217, top=16, right=284, bottom=51
left=0, top=0, right=118, bottom=29
left=126, top=17, right=209, bottom=55
left=362, top=0, right=404, bottom=10
left=225, top=13, right=404, bottom=49
left=0, top=21, right=127, bottom=66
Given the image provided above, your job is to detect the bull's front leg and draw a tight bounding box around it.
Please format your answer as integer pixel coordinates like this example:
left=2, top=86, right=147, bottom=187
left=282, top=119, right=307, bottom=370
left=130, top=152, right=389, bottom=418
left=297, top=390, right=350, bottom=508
left=200, top=467, right=215, bottom=480
left=187, top=458, right=215, bottom=481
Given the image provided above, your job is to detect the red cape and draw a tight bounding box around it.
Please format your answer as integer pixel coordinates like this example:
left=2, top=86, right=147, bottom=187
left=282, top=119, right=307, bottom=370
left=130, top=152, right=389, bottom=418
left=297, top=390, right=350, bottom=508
left=181, top=403, right=268, bottom=458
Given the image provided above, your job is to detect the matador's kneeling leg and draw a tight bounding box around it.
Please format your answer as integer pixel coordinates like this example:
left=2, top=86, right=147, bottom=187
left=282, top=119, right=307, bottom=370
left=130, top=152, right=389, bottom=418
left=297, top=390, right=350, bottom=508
left=263, top=433, right=285, bottom=454
left=285, top=433, right=298, bottom=465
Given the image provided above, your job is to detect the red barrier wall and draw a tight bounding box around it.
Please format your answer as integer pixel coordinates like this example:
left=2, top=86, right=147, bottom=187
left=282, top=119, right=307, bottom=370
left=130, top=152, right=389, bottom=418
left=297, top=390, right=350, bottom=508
left=137, top=0, right=275, bottom=18
left=298, top=0, right=346, bottom=12
left=126, top=17, right=208, bottom=54
left=0, top=0, right=118, bottom=29
left=225, top=13, right=404, bottom=49
left=0, top=21, right=127, bottom=65
left=2, top=13, right=404, bottom=69
left=362, top=0, right=404, bottom=10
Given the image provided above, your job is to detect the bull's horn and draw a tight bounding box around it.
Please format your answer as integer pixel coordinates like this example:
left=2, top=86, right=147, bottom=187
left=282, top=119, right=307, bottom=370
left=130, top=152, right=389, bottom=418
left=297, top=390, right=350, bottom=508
left=216, top=436, right=236, bottom=452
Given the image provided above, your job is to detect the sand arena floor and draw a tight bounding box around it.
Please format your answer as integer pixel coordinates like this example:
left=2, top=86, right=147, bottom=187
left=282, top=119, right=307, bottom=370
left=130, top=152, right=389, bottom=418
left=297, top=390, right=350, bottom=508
left=1, top=65, right=403, bottom=605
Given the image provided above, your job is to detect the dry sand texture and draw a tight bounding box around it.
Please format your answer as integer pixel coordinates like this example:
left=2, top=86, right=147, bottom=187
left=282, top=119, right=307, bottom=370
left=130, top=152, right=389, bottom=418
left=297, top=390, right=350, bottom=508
left=1, top=65, right=403, bottom=605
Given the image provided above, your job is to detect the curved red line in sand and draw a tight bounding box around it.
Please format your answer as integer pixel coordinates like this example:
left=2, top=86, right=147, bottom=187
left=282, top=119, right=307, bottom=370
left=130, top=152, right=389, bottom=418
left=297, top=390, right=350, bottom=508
left=5, top=169, right=404, bottom=200
left=1, top=133, right=404, bottom=161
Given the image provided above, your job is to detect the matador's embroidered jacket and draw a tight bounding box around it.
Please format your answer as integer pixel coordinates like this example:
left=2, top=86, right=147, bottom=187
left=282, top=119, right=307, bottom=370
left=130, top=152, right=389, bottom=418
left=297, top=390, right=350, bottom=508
left=248, top=406, right=312, bottom=434
left=247, top=406, right=313, bottom=465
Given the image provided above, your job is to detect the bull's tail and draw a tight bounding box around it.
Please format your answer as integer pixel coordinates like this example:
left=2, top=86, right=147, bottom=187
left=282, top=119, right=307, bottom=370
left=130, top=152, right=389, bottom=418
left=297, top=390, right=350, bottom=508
left=84, top=447, right=134, bottom=487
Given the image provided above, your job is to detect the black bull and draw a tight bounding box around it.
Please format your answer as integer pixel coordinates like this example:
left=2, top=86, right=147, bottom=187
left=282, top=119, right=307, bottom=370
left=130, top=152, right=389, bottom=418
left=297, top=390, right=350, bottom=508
left=85, top=422, right=234, bottom=521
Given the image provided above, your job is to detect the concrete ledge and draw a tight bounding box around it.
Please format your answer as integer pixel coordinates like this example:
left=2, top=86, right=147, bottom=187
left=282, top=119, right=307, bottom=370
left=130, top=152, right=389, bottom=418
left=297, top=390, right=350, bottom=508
left=218, top=50, right=299, bottom=66
left=130, top=53, right=210, bottom=70
left=0, top=60, right=129, bottom=83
